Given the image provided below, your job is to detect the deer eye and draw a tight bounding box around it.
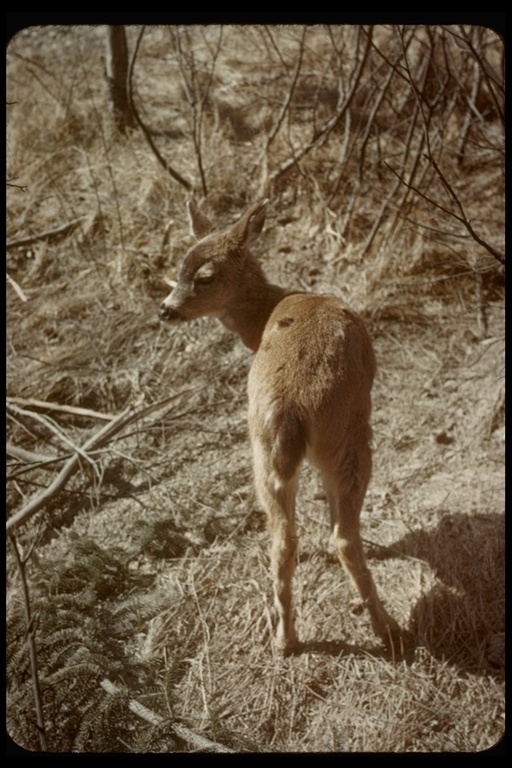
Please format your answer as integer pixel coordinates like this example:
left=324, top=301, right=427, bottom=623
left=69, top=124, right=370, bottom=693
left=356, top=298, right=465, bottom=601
left=194, top=275, right=215, bottom=288
left=194, top=271, right=215, bottom=288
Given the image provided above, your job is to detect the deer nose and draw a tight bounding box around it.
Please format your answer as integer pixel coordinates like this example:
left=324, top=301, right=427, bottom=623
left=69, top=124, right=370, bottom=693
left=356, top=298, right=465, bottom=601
left=158, top=302, right=183, bottom=322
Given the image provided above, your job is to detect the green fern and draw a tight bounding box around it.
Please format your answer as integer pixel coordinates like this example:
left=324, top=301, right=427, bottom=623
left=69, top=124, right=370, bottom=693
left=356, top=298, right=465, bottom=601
left=6, top=535, right=153, bottom=752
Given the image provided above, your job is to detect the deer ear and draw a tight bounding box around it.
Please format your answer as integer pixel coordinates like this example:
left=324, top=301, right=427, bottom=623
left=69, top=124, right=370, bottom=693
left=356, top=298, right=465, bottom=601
left=187, top=200, right=213, bottom=239
left=232, top=199, right=269, bottom=248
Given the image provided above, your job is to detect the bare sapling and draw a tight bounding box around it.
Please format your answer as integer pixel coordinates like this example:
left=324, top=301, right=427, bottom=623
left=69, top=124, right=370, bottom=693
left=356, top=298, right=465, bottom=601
left=158, top=199, right=402, bottom=655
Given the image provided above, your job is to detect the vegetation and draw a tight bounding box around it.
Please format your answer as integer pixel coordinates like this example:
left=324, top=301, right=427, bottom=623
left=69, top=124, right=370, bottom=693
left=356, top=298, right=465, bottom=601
left=6, top=24, right=504, bottom=752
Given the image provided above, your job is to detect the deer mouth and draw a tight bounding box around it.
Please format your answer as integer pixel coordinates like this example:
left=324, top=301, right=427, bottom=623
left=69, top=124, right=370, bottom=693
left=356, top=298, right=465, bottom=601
left=158, top=304, right=186, bottom=323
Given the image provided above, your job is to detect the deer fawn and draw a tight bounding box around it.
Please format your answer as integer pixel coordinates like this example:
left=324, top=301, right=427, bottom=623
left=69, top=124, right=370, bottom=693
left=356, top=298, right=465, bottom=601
left=158, top=199, right=401, bottom=654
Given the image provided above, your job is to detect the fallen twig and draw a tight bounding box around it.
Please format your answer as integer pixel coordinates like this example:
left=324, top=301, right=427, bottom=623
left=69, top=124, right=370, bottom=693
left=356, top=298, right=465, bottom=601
left=7, top=396, right=114, bottom=422
left=100, top=679, right=234, bottom=753
left=6, top=389, right=198, bottom=533
left=6, top=443, right=57, bottom=464
left=6, top=273, right=28, bottom=302
left=6, top=217, right=86, bottom=250
left=7, top=402, right=99, bottom=475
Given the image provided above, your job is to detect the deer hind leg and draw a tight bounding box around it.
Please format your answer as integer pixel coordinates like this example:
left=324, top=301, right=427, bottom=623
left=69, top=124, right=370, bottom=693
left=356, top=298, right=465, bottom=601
left=323, top=443, right=401, bottom=648
left=250, top=414, right=305, bottom=655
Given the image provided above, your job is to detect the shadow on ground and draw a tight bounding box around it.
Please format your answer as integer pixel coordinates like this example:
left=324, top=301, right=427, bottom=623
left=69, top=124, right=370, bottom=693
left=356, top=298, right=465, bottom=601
left=388, top=512, right=505, bottom=677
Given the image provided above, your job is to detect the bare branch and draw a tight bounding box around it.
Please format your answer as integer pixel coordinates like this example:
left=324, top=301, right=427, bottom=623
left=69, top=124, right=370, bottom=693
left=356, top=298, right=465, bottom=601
left=6, top=396, right=114, bottom=422
left=173, top=25, right=224, bottom=197
left=267, top=26, right=306, bottom=147
left=6, top=402, right=100, bottom=475
left=6, top=389, right=198, bottom=533
left=425, top=153, right=505, bottom=264
left=270, top=26, right=373, bottom=184
left=7, top=443, right=57, bottom=464
left=390, top=26, right=504, bottom=265
left=443, top=25, right=504, bottom=99
left=357, top=65, right=395, bottom=182
left=365, top=25, right=416, bottom=89
left=6, top=217, right=86, bottom=250
left=261, top=26, right=288, bottom=69
left=128, top=27, right=193, bottom=191
left=384, top=157, right=505, bottom=265
left=6, top=176, right=27, bottom=191
left=362, top=77, right=426, bottom=257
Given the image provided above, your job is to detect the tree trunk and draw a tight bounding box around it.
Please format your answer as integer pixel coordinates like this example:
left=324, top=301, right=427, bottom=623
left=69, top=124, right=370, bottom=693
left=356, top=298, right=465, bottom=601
left=105, top=26, right=134, bottom=133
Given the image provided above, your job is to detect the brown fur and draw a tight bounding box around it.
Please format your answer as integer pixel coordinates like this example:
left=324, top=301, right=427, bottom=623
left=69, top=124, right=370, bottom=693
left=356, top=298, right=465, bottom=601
left=159, top=199, right=401, bottom=654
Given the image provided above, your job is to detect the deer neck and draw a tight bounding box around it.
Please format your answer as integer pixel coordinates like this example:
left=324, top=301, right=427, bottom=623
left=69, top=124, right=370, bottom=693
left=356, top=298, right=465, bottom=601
left=218, top=276, right=290, bottom=352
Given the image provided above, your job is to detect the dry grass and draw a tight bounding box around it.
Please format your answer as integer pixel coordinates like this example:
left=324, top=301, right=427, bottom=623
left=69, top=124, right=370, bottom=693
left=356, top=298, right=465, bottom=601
left=6, top=24, right=504, bottom=753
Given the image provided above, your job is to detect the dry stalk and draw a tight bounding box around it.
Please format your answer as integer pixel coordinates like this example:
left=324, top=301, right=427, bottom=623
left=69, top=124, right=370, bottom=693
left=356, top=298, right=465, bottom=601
left=6, top=274, right=28, bottom=302
left=9, top=534, right=48, bottom=751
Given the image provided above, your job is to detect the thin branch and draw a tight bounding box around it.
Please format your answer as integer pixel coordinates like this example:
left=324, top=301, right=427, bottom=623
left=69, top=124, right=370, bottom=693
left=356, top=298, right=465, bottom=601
left=262, top=26, right=288, bottom=69
left=357, top=63, right=395, bottom=181
left=6, top=402, right=99, bottom=475
left=8, top=452, right=71, bottom=480
left=6, top=176, right=27, bottom=191
left=397, top=26, right=434, bottom=157
left=6, top=389, right=198, bottom=533
left=426, top=153, right=504, bottom=264
left=6, top=217, right=86, bottom=250
left=198, top=26, right=224, bottom=107
left=128, top=26, right=193, bottom=191
left=173, top=26, right=211, bottom=197
left=267, top=26, right=306, bottom=147
left=377, top=140, right=431, bottom=256
left=384, top=158, right=505, bottom=265
left=365, top=25, right=416, bottom=90
left=362, top=90, right=425, bottom=257
left=6, top=443, right=57, bottom=464
left=9, top=535, right=48, bottom=751
left=393, top=26, right=504, bottom=265
left=269, top=26, right=373, bottom=184
left=6, top=396, right=114, bottom=422
left=443, top=24, right=504, bottom=113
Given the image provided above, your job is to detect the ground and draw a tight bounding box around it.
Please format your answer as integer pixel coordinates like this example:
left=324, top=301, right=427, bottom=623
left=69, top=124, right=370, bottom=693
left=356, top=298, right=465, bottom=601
left=6, top=23, right=505, bottom=753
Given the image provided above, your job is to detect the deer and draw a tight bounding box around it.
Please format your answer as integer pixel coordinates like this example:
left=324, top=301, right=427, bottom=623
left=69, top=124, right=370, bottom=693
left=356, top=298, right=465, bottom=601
left=158, top=198, right=402, bottom=655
